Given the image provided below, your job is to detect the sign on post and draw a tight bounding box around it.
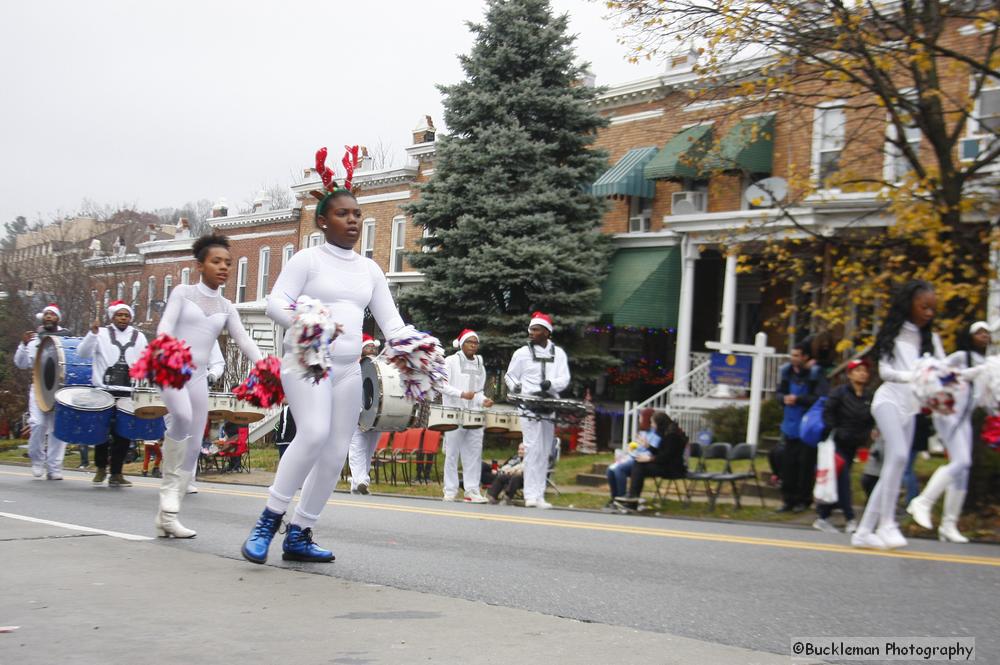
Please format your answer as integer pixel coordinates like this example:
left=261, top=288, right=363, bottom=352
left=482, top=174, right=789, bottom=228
left=708, top=352, right=752, bottom=387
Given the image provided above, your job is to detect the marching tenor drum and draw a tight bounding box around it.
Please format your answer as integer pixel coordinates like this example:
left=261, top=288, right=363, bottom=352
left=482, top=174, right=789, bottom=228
left=230, top=399, right=268, bottom=425
left=207, top=392, right=236, bottom=422
left=53, top=387, right=115, bottom=446
left=33, top=336, right=93, bottom=412
left=132, top=386, right=168, bottom=419
left=426, top=405, right=462, bottom=431
left=484, top=408, right=513, bottom=433
left=358, top=356, right=425, bottom=432
left=114, top=397, right=167, bottom=441
left=461, top=409, right=485, bottom=429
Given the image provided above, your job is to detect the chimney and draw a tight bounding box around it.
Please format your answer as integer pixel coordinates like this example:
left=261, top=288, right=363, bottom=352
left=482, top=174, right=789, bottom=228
left=147, top=224, right=157, bottom=242
left=578, top=69, right=596, bottom=88
left=667, top=44, right=700, bottom=71
left=412, top=115, right=436, bottom=145
left=175, top=217, right=190, bottom=239
left=212, top=198, right=229, bottom=218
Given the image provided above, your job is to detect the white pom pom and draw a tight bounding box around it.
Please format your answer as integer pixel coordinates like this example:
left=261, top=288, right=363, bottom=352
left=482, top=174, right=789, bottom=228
left=452, top=339, right=460, bottom=349
left=912, top=354, right=963, bottom=415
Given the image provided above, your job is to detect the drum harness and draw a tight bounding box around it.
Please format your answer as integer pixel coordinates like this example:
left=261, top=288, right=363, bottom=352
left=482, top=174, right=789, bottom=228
left=104, top=325, right=139, bottom=391
left=526, top=343, right=557, bottom=417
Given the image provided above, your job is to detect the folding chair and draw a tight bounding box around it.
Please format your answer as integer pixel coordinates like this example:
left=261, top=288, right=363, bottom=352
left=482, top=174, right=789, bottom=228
left=413, top=429, right=442, bottom=484
left=711, top=443, right=764, bottom=509
left=685, top=442, right=730, bottom=507
left=545, top=436, right=562, bottom=496
left=370, top=432, right=393, bottom=484
left=388, top=429, right=423, bottom=485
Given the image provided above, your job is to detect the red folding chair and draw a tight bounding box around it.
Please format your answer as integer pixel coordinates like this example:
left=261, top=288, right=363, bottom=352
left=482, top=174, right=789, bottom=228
left=371, top=432, right=393, bottom=484
left=414, top=429, right=442, bottom=484
left=217, top=426, right=250, bottom=473
left=391, top=429, right=424, bottom=485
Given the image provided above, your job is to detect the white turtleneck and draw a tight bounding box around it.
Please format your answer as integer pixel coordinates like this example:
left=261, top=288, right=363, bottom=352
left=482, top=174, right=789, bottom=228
left=266, top=242, right=408, bottom=360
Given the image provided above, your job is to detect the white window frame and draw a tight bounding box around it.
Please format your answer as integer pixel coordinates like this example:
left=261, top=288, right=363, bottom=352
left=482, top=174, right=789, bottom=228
left=258, top=247, right=270, bottom=299
left=308, top=232, right=323, bottom=247
left=116, top=281, right=125, bottom=301
left=628, top=196, right=652, bottom=232
left=282, top=243, right=295, bottom=269
left=146, top=276, right=156, bottom=320
left=963, top=76, right=1000, bottom=171
left=361, top=218, right=376, bottom=259
left=811, top=102, right=846, bottom=188
left=236, top=257, right=248, bottom=303
left=131, top=281, right=141, bottom=308
left=883, top=91, right=921, bottom=184
left=163, top=274, right=173, bottom=300
left=389, top=216, right=406, bottom=273
left=180, top=267, right=190, bottom=285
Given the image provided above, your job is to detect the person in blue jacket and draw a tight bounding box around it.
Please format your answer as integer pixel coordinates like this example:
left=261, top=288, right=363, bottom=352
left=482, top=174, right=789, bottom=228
left=776, top=340, right=828, bottom=512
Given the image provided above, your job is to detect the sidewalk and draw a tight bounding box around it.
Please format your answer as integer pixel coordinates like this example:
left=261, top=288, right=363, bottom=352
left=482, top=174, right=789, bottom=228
left=0, top=516, right=809, bottom=665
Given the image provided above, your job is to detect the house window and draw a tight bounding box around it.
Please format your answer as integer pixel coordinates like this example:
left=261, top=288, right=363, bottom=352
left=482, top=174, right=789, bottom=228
left=963, top=77, right=1000, bottom=162
left=131, top=281, right=141, bottom=308
left=308, top=232, right=323, bottom=247
left=813, top=104, right=846, bottom=185
left=180, top=268, right=190, bottom=285
left=361, top=219, right=376, bottom=259
left=282, top=243, right=294, bottom=269
left=421, top=225, right=437, bottom=253
left=390, top=216, right=406, bottom=273
left=91, top=289, right=98, bottom=308
left=258, top=247, right=270, bottom=299
left=146, top=276, right=156, bottom=320
left=116, top=282, right=125, bottom=301
left=236, top=257, right=248, bottom=303
left=628, top=197, right=652, bottom=232
left=163, top=275, right=173, bottom=300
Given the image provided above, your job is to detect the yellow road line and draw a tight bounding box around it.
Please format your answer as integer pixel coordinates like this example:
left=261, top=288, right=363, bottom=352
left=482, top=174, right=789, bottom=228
left=3, top=469, right=998, bottom=567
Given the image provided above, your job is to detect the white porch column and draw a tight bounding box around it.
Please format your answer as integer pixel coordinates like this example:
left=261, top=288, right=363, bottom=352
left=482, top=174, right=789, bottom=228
left=712, top=252, right=739, bottom=397
left=673, top=235, right=697, bottom=394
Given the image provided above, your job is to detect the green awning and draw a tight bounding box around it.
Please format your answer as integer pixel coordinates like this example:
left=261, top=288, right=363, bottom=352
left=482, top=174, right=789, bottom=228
left=706, top=114, right=775, bottom=173
left=643, top=124, right=713, bottom=180
left=592, top=147, right=659, bottom=199
left=600, top=247, right=681, bottom=329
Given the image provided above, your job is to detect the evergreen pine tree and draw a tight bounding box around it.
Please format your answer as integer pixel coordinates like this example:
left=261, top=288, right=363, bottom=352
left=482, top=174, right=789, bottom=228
left=399, top=0, right=613, bottom=388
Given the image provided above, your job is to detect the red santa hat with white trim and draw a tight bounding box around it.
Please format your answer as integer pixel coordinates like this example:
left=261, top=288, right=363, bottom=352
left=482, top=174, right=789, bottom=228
left=107, top=300, right=134, bottom=320
left=452, top=329, right=479, bottom=349
left=42, top=303, right=62, bottom=320
left=362, top=334, right=380, bottom=349
left=528, top=311, right=552, bottom=332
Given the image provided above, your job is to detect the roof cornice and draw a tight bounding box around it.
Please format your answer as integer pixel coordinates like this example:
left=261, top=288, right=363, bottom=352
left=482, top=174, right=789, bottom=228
left=208, top=208, right=297, bottom=230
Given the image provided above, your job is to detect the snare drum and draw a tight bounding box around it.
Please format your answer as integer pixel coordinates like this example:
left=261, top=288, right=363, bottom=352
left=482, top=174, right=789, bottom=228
left=503, top=410, right=522, bottom=439
left=132, top=386, right=168, bottom=419
left=358, top=356, right=423, bottom=432
left=53, top=387, right=114, bottom=445
left=229, top=399, right=268, bottom=425
left=207, top=392, right=236, bottom=422
left=484, top=408, right=513, bottom=433
left=461, top=409, right=485, bottom=429
left=426, top=405, right=462, bottom=432
left=33, top=336, right=93, bottom=412
left=114, top=398, right=166, bottom=441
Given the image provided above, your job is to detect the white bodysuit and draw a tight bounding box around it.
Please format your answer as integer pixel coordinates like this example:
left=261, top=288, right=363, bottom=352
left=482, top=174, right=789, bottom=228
left=263, top=242, right=410, bottom=527
left=157, top=282, right=262, bottom=471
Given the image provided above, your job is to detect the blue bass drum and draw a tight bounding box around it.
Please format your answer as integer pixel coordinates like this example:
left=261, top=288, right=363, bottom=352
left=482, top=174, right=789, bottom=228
left=114, top=398, right=166, bottom=441
left=33, top=336, right=93, bottom=412
left=53, top=387, right=114, bottom=446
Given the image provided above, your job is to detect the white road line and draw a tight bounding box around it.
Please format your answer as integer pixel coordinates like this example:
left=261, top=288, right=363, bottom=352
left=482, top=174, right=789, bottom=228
left=0, top=511, right=153, bottom=541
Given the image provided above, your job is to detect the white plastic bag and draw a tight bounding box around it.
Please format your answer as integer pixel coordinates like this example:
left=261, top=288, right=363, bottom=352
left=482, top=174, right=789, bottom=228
left=813, top=437, right=838, bottom=505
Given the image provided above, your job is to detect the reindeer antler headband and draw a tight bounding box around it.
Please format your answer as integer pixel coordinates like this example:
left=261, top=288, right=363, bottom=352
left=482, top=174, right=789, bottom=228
left=311, top=145, right=360, bottom=218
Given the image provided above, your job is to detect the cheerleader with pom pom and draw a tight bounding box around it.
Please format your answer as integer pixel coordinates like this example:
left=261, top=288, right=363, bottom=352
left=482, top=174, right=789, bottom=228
left=152, top=233, right=262, bottom=538
left=852, top=280, right=945, bottom=550
left=907, top=321, right=992, bottom=543
left=242, top=147, right=437, bottom=564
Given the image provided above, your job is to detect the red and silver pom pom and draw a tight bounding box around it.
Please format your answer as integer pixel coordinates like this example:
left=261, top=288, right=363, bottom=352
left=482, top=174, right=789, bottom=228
left=233, top=355, right=284, bottom=408
left=129, top=333, right=195, bottom=390
left=912, top=355, right=963, bottom=415
left=382, top=328, right=446, bottom=401
left=288, top=295, right=343, bottom=384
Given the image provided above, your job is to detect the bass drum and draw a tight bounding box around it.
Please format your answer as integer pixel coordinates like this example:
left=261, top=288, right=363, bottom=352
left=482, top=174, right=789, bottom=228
left=358, top=356, right=423, bottom=432
left=34, top=336, right=93, bottom=412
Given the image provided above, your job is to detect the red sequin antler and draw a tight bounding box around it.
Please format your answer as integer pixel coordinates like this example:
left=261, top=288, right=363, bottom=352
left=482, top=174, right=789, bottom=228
left=342, top=145, right=359, bottom=192
left=315, top=147, right=338, bottom=192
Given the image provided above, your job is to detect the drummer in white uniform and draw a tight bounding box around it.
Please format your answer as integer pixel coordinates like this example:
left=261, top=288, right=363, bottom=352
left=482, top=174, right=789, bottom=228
left=78, top=300, right=149, bottom=487
left=348, top=334, right=382, bottom=494
left=503, top=312, right=570, bottom=509
left=441, top=329, right=494, bottom=502
left=13, top=303, right=71, bottom=480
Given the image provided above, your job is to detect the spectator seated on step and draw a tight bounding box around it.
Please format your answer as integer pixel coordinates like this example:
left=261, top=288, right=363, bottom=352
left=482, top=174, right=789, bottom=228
left=487, top=444, right=526, bottom=504
left=606, top=408, right=659, bottom=506
left=216, top=421, right=249, bottom=472
left=623, top=412, right=687, bottom=502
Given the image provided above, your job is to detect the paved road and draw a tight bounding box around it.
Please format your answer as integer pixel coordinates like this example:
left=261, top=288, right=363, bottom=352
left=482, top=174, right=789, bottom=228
left=1, top=467, right=997, bottom=664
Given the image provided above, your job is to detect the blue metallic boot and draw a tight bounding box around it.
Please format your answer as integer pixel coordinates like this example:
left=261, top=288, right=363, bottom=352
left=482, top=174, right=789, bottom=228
left=241, top=508, right=284, bottom=564
left=282, top=524, right=335, bottom=562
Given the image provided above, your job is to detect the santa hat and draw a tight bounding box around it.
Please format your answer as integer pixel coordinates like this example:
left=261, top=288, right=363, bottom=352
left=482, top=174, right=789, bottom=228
left=42, top=303, right=61, bottom=320
left=452, top=329, right=479, bottom=349
left=361, top=334, right=380, bottom=348
left=528, top=311, right=552, bottom=332
left=107, top=300, right=134, bottom=320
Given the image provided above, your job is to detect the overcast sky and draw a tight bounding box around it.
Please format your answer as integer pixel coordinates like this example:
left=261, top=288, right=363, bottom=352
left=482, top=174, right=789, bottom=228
left=0, top=0, right=663, bottom=225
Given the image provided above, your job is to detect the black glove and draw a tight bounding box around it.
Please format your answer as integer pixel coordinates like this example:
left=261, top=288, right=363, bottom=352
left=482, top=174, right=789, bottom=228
left=513, top=384, right=522, bottom=394
left=540, top=380, right=552, bottom=392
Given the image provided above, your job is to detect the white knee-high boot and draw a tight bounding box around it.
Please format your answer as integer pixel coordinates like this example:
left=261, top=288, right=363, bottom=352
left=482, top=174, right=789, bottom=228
left=906, top=465, right=952, bottom=529
left=938, top=488, right=969, bottom=543
left=155, top=436, right=196, bottom=538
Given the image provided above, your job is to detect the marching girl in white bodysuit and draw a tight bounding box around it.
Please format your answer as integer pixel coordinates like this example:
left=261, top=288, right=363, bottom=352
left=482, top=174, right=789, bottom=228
left=155, top=234, right=262, bottom=538
left=852, top=280, right=944, bottom=550
left=241, top=184, right=416, bottom=564
left=907, top=321, right=991, bottom=543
